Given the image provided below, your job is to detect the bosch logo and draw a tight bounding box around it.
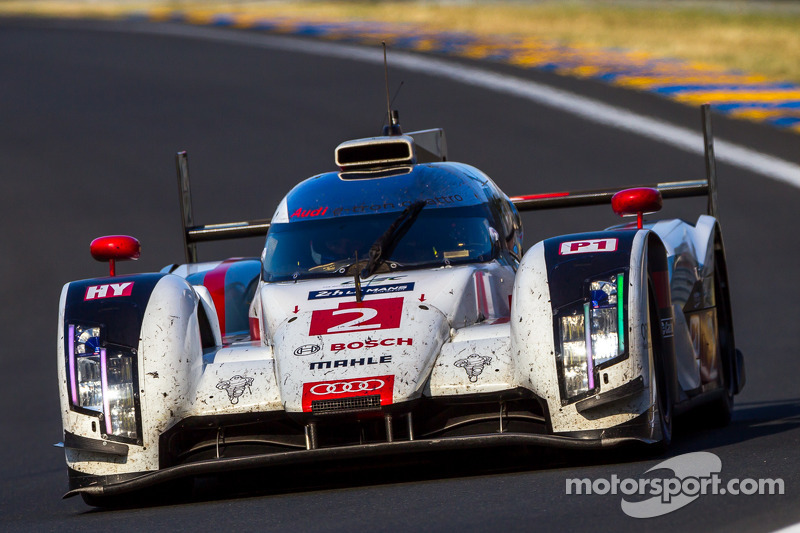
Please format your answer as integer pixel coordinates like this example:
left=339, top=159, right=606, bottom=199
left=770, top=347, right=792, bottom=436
left=294, top=344, right=321, bottom=356
left=309, top=379, right=385, bottom=395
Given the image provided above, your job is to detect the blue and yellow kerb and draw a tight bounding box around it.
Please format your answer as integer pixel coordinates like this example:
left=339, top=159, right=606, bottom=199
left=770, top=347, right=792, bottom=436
left=24, top=6, right=800, bottom=133
left=151, top=10, right=800, bottom=134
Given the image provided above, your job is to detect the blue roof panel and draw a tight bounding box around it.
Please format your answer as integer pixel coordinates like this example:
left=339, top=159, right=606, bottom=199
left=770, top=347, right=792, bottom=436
left=282, top=163, right=494, bottom=222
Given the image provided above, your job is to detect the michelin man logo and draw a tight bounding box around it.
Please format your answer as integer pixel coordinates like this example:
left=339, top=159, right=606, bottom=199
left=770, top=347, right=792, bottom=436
left=216, top=375, right=254, bottom=405
left=454, top=354, right=492, bottom=382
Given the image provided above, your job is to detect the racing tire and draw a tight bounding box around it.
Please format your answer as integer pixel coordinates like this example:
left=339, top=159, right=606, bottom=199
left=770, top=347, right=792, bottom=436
left=692, top=244, right=736, bottom=427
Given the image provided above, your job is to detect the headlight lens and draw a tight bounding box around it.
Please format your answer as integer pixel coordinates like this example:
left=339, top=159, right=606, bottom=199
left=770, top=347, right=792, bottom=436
left=70, top=325, right=102, bottom=411
left=68, top=324, right=139, bottom=441
left=560, top=311, right=591, bottom=398
left=557, top=273, right=626, bottom=402
left=104, top=351, right=138, bottom=438
left=589, top=276, right=623, bottom=365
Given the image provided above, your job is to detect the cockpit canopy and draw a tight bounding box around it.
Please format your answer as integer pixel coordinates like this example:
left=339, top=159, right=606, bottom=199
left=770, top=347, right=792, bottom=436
left=261, top=162, right=522, bottom=282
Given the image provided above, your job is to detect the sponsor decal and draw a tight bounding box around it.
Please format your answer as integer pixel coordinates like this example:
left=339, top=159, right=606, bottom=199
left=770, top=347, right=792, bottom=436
left=294, top=344, right=321, bottom=356
left=290, top=206, right=328, bottom=218
left=309, top=297, right=403, bottom=335
left=454, top=354, right=492, bottom=382
left=308, top=282, right=415, bottom=300
left=216, top=375, right=254, bottom=405
left=84, top=282, right=134, bottom=301
left=309, top=355, right=392, bottom=370
left=302, top=375, right=394, bottom=412
left=559, top=238, right=618, bottom=255
left=331, top=196, right=464, bottom=217
left=330, top=337, right=412, bottom=351
left=661, top=318, right=674, bottom=338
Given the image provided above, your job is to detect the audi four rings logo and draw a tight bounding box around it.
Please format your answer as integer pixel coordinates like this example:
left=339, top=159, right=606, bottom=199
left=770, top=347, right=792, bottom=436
left=309, top=379, right=385, bottom=395
left=294, top=344, right=321, bottom=356
left=301, top=375, right=394, bottom=412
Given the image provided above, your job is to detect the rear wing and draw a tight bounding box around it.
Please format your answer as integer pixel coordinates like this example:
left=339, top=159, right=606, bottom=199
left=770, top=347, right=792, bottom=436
left=177, top=104, right=719, bottom=263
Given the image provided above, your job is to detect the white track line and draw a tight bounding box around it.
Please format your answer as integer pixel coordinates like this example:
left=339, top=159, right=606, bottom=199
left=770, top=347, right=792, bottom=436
left=116, top=22, right=800, bottom=190
left=773, top=523, right=800, bottom=533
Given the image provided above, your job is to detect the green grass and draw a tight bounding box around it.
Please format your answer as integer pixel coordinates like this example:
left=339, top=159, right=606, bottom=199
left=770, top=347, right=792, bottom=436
left=3, top=1, right=800, bottom=82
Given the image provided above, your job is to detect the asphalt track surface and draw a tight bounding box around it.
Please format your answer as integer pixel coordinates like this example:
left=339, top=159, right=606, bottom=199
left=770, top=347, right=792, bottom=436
left=1, top=17, right=799, bottom=533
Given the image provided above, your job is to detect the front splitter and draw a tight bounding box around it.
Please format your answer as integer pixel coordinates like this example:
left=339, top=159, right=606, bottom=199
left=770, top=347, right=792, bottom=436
left=65, top=431, right=644, bottom=500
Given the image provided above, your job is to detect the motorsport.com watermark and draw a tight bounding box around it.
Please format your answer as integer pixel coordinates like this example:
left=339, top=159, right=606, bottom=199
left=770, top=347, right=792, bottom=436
left=565, top=452, right=784, bottom=518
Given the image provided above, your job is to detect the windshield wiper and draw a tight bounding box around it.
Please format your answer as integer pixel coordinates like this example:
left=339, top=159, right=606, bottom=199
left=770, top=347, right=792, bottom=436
left=361, top=200, right=426, bottom=279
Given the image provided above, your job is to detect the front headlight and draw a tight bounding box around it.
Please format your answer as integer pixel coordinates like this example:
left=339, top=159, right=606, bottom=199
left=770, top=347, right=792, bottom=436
left=67, top=324, right=139, bottom=441
left=559, top=311, right=591, bottom=398
left=73, top=326, right=103, bottom=411
left=556, top=273, right=626, bottom=403
left=588, top=274, right=624, bottom=365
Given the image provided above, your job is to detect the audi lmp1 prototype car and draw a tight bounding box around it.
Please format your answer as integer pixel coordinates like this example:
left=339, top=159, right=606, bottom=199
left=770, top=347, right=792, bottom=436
left=57, top=105, right=744, bottom=506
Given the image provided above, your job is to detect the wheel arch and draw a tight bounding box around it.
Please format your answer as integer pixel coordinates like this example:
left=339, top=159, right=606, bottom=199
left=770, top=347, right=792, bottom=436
left=711, top=224, right=745, bottom=395
left=643, top=231, right=679, bottom=416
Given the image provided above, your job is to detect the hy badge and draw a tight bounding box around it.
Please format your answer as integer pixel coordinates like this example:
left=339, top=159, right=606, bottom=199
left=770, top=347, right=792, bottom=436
left=84, top=282, right=134, bottom=300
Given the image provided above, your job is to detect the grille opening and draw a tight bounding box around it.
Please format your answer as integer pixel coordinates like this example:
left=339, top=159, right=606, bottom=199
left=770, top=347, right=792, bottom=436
left=312, top=395, right=381, bottom=415
left=415, top=398, right=548, bottom=438
left=159, top=416, right=306, bottom=468
left=313, top=414, right=410, bottom=447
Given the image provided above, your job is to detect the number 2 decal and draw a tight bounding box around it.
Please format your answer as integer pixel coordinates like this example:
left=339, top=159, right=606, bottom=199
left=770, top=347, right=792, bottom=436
left=327, top=307, right=380, bottom=333
left=309, top=297, right=403, bottom=335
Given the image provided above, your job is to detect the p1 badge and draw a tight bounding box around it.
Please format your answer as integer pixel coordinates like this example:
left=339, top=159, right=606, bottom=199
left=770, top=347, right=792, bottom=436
left=559, top=238, right=618, bottom=255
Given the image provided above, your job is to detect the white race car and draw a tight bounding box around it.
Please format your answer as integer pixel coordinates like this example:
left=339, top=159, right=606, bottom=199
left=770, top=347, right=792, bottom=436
left=57, top=107, right=744, bottom=506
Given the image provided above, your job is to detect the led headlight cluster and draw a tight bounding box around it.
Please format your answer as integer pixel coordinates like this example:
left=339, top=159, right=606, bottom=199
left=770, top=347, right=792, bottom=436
left=67, top=324, right=139, bottom=441
left=557, top=273, right=626, bottom=402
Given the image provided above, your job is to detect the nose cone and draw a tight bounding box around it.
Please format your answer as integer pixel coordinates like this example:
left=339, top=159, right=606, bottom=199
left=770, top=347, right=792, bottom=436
left=272, top=296, right=450, bottom=413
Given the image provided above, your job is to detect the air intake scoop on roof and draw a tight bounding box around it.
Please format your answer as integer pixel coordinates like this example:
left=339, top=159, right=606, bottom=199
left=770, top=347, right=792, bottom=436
left=334, top=129, right=447, bottom=172
left=335, top=135, right=416, bottom=170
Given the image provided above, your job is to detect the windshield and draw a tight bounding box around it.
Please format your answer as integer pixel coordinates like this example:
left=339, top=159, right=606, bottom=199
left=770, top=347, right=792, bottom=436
left=262, top=204, right=498, bottom=281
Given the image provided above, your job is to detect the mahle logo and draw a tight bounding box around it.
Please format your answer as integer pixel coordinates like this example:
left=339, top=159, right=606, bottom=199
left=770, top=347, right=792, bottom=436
left=566, top=452, right=784, bottom=518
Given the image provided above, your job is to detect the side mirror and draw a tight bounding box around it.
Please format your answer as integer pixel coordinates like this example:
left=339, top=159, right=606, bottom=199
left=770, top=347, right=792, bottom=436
left=611, top=188, right=662, bottom=229
left=488, top=227, right=501, bottom=259
left=90, top=235, right=141, bottom=277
